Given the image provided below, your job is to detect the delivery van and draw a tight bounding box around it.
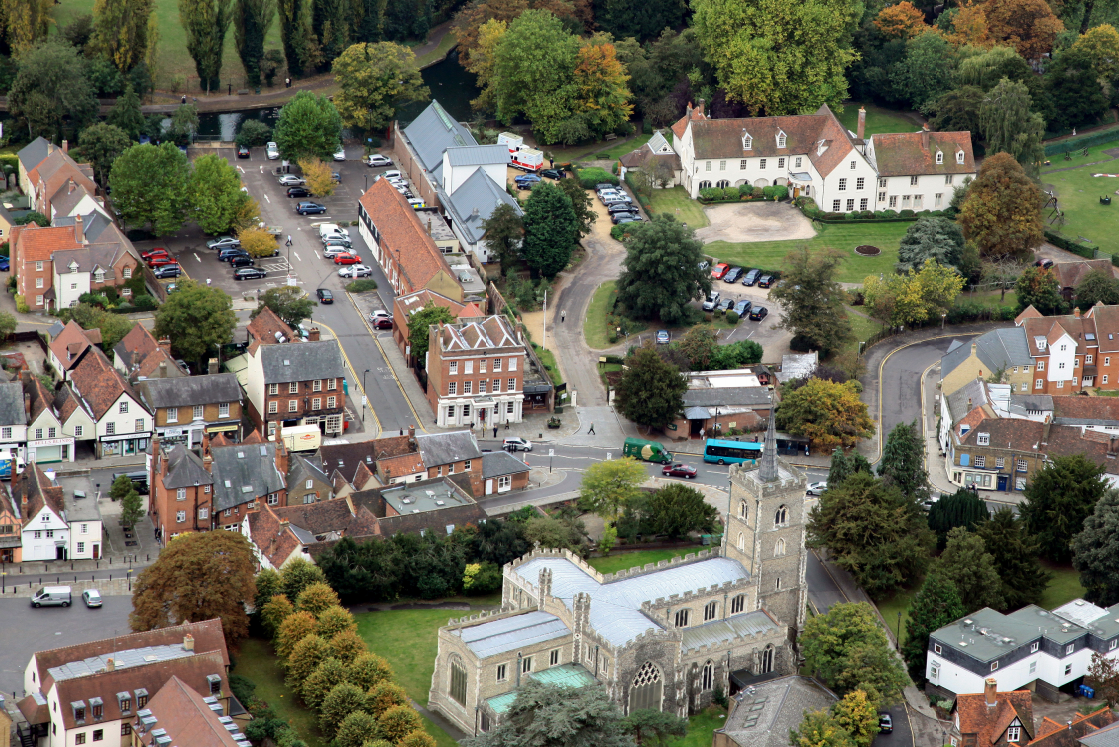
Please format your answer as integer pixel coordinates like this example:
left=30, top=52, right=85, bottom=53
left=0, top=451, right=26, bottom=480
left=31, top=586, right=72, bottom=608
left=622, top=437, right=673, bottom=464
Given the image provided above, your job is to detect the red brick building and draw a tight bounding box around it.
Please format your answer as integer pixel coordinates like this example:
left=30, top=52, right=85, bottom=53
left=950, top=679, right=1034, bottom=747
left=425, top=316, right=527, bottom=428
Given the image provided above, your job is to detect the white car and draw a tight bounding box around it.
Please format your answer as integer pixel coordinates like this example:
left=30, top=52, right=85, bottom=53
left=266, top=142, right=279, bottom=160
left=366, top=154, right=393, bottom=167
left=82, top=589, right=102, bottom=608
left=338, top=264, right=372, bottom=277
left=318, top=223, right=350, bottom=239
left=806, top=481, right=828, bottom=496
left=369, top=309, right=390, bottom=320
left=278, top=175, right=305, bottom=186
left=380, top=170, right=403, bottom=180
left=503, top=437, right=532, bottom=452
left=333, top=147, right=346, bottom=161
left=323, top=246, right=351, bottom=258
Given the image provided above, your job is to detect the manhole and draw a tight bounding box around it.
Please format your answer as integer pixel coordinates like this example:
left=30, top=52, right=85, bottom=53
left=855, top=245, right=881, bottom=256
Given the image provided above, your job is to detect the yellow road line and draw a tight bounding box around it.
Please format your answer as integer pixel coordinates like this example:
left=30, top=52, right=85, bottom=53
left=312, top=319, right=382, bottom=437
left=919, top=358, right=938, bottom=474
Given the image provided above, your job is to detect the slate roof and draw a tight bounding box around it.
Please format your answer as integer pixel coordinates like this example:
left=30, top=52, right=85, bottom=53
left=161, top=444, right=214, bottom=490
left=682, top=387, right=774, bottom=408
left=402, top=100, right=478, bottom=182
left=719, top=675, right=839, bottom=747
left=482, top=450, right=530, bottom=478
left=954, top=689, right=1034, bottom=746
left=359, top=178, right=458, bottom=294
left=1052, top=395, right=1119, bottom=425
left=209, top=441, right=285, bottom=511
left=1054, top=260, right=1114, bottom=291
left=319, top=440, right=385, bottom=483
left=945, top=378, right=990, bottom=423
left=1079, top=719, right=1119, bottom=747
left=18, top=137, right=51, bottom=172
left=415, top=430, right=482, bottom=466
left=136, top=374, right=242, bottom=410
left=869, top=131, right=975, bottom=176
left=143, top=675, right=242, bottom=747
left=287, top=453, right=329, bottom=491
left=68, top=345, right=142, bottom=420
left=941, top=328, right=1032, bottom=381
left=0, top=381, right=26, bottom=426
left=49, top=180, right=102, bottom=219
left=444, top=144, right=509, bottom=167
left=258, top=340, right=345, bottom=384
left=442, top=168, right=521, bottom=245
left=456, top=610, right=569, bottom=658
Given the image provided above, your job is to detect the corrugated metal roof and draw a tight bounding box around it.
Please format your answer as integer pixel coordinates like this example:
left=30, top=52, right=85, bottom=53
left=486, top=690, right=518, bottom=715
left=681, top=610, right=778, bottom=650
left=445, top=145, right=510, bottom=167
left=457, top=611, right=569, bottom=658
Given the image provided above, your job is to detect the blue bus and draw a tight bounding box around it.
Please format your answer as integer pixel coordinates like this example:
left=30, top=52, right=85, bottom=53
left=703, top=438, right=763, bottom=465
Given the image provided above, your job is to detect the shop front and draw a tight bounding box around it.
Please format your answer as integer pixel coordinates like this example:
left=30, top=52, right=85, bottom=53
left=26, top=435, right=75, bottom=464
left=98, top=433, right=151, bottom=458
left=207, top=423, right=241, bottom=442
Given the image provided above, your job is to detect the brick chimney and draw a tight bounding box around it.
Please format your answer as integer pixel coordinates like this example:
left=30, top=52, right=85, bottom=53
left=307, top=327, right=320, bottom=342
left=984, top=677, right=998, bottom=707
left=208, top=358, right=219, bottom=375
left=697, top=98, right=705, bottom=116
left=159, top=360, right=168, bottom=378
left=1075, top=307, right=1082, bottom=318
left=922, top=122, right=930, bottom=151
left=73, top=213, right=84, bottom=244
left=158, top=337, right=172, bottom=355
left=279, top=518, right=290, bottom=534
left=857, top=107, right=867, bottom=140
left=686, top=102, right=693, bottom=120
left=106, top=657, right=115, bottom=672
left=1042, top=413, right=1051, bottom=445
left=183, top=634, right=195, bottom=651
left=62, top=140, right=68, bottom=155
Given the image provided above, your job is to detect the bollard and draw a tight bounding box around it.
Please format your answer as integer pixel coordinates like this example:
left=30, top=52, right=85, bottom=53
left=70, top=561, right=73, bottom=571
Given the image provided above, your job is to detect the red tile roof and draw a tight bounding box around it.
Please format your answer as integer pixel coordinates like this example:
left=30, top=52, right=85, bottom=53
left=1029, top=709, right=1116, bottom=747
left=12, top=462, right=65, bottom=529
left=114, top=324, right=182, bottom=381
left=49, top=320, right=96, bottom=373
left=67, top=344, right=140, bottom=420
left=1087, top=303, right=1119, bottom=353
left=1054, top=260, right=1114, bottom=290
left=671, top=101, right=707, bottom=140
left=955, top=690, right=1034, bottom=747
left=246, top=504, right=305, bottom=569
left=870, top=130, right=975, bottom=177
left=141, top=675, right=242, bottom=747
left=16, top=224, right=82, bottom=263
left=247, top=306, right=294, bottom=352
left=378, top=452, right=426, bottom=480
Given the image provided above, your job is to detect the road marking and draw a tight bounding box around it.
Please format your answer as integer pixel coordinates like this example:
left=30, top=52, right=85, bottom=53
left=312, top=319, right=381, bottom=437
left=262, top=194, right=270, bottom=203
left=293, top=252, right=301, bottom=261
left=346, top=290, right=427, bottom=432
left=194, top=253, right=201, bottom=262
left=237, top=166, right=245, bottom=174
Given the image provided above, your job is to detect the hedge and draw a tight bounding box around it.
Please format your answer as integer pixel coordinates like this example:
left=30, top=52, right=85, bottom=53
left=1043, top=127, right=1119, bottom=156
left=1044, top=229, right=1099, bottom=258
left=576, top=167, right=619, bottom=189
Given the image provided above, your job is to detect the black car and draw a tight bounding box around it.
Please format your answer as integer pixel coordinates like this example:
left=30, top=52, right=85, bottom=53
left=237, top=145, right=251, bottom=158
left=154, top=264, right=181, bottom=279
left=723, top=267, right=743, bottom=283
left=540, top=169, right=566, bottom=180
left=230, top=255, right=255, bottom=268
left=234, top=267, right=267, bottom=280
left=749, top=306, right=768, bottom=321
left=757, top=275, right=774, bottom=288
left=323, top=237, right=352, bottom=249
left=218, top=248, right=249, bottom=261
left=742, top=269, right=761, bottom=286
left=287, top=186, right=311, bottom=198
left=296, top=201, right=326, bottom=215
left=317, top=288, right=334, bottom=304
left=607, top=202, right=637, bottom=214
left=716, top=298, right=734, bottom=311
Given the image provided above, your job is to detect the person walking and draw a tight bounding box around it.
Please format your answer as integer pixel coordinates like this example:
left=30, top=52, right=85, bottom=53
left=561, top=310, right=566, bottom=323
left=493, top=425, right=498, bottom=438
left=286, top=235, right=293, bottom=246
left=588, top=423, right=596, bottom=435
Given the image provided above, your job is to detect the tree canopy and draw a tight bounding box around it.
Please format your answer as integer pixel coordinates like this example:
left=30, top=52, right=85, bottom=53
left=521, top=182, right=577, bottom=279
left=1072, top=489, right=1119, bottom=607
left=462, top=681, right=634, bottom=747
left=332, top=42, right=429, bottom=133
left=614, top=343, right=688, bottom=429
left=153, top=281, right=238, bottom=366
left=109, top=142, right=192, bottom=236
left=254, top=286, right=316, bottom=328
left=935, top=527, right=1005, bottom=612
left=801, top=602, right=909, bottom=705
left=578, top=457, right=647, bottom=522
left=777, top=378, right=874, bottom=451
left=407, top=304, right=456, bottom=367
left=1021, top=454, right=1109, bottom=563
left=273, top=91, right=344, bottom=161
left=958, top=152, right=1044, bottom=261
left=769, top=247, right=853, bottom=355
left=9, top=39, right=100, bottom=140
left=901, top=572, right=965, bottom=684
left=616, top=214, right=711, bottom=325
left=897, top=218, right=966, bottom=273
left=977, top=508, right=1051, bottom=609
left=190, top=154, right=248, bottom=235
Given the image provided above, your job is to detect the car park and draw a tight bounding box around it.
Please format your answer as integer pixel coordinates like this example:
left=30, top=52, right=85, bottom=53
left=147, top=255, right=178, bottom=267
left=140, top=248, right=169, bottom=261
left=218, top=248, right=249, bottom=261
left=717, top=298, right=734, bottom=312
left=748, top=306, right=768, bottom=321
left=286, top=186, right=311, bottom=198
left=724, top=267, right=743, bottom=283
left=154, top=264, right=181, bottom=279
left=366, top=154, right=393, bottom=167
left=206, top=236, right=240, bottom=250
left=333, top=253, right=361, bottom=265
left=333, top=147, right=346, bottom=161
left=278, top=175, right=306, bottom=186
left=234, top=267, right=266, bottom=280
left=237, top=145, right=250, bottom=158
left=611, top=211, right=640, bottom=224
left=381, top=170, right=403, bottom=180
left=339, top=264, right=372, bottom=277
left=742, top=269, right=761, bottom=286
left=656, top=330, right=670, bottom=344
left=733, top=299, right=752, bottom=317
left=82, top=589, right=102, bottom=608
left=266, top=142, right=279, bottom=159
left=319, top=224, right=350, bottom=238
left=806, top=481, right=827, bottom=496
left=757, top=275, right=774, bottom=288
left=711, top=263, right=730, bottom=279
left=879, top=715, right=892, bottom=734
left=540, top=169, right=566, bottom=179
left=317, top=288, right=334, bottom=303
left=372, top=316, right=393, bottom=330
left=662, top=463, right=698, bottom=478
left=229, top=255, right=255, bottom=268
left=296, top=202, right=326, bottom=215
left=702, top=290, right=721, bottom=311
left=503, top=437, right=532, bottom=452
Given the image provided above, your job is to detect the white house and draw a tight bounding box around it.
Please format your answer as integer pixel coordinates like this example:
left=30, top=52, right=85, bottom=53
left=25, top=375, right=75, bottom=463
left=0, top=381, right=28, bottom=459
left=14, top=464, right=70, bottom=561
left=64, top=491, right=102, bottom=560
left=67, top=344, right=152, bottom=458
left=865, top=128, right=976, bottom=211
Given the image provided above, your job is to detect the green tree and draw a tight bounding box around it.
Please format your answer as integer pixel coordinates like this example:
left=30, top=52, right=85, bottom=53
left=109, top=142, right=191, bottom=235
left=863, top=260, right=964, bottom=328
left=558, top=177, right=596, bottom=239
left=1015, top=266, right=1066, bottom=314
left=316, top=605, right=356, bottom=638
left=285, top=632, right=329, bottom=688
left=261, top=594, right=294, bottom=638
left=832, top=690, right=880, bottom=747
left=107, top=85, right=146, bottom=141
left=889, top=30, right=956, bottom=110
left=462, top=680, right=634, bottom=747
left=926, top=86, right=984, bottom=148
left=1074, top=269, right=1119, bottom=310
left=692, top=0, right=860, bottom=115
left=92, top=0, right=154, bottom=72
left=129, top=531, right=257, bottom=645
left=621, top=709, right=688, bottom=746
left=1071, top=488, right=1119, bottom=607
left=153, top=280, right=237, bottom=366
left=828, top=448, right=872, bottom=490
left=254, top=285, right=316, bottom=328
left=578, top=457, right=647, bottom=522
left=677, top=325, right=718, bottom=370
left=179, top=0, right=233, bottom=92
left=902, top=571, right=965, bottom=684
left=234, top=0, right=275, bottom=87
left=296, top=580, right=341, bottom=615
left=777, top=378, right=874, bottom=452
left=481, top=202, right=523, bottom=273
left=877, top=420, right=926, bottom=499
left=167, top=103, right=200, bottom=146
left=935, top=527, right=1005, bottom=612
left=522, top=181, right=577, bottom=279
left=281, top=556, right=328, bottom=600
left=9, top=40, right=99, bottom=140
left=236, top=119, right=273, bottom=147
left=328, top=629, right=367, bottom=663
left=977, top=508, right=1051, bottom=609
left=596, top=0, right=685, bottom=42
left=347, top=652, right=395, bottom=691
left=978, top=78, right=1045, bottom=179
left=614, top=343, right=688, bottom=429
left=332, top=42, right=429, bottom=133
left=769, top=247, right=853, bottom=355
left=366, top=680, right=409, bottom=717
left=647, top=483, right=718, bottom=539
left=897, top=217, right=965, bottom=273
left=927, top=488, right=989, bottom=550
left=190, top=154, right=246, bottom=235
left=109, top=474, right=135, bottom=502
left=711, top=339, right=764, bottom=369
left=61, top=303, right=134, bottom=350
left=302, top=657, right=348, bottom=710
left=120, top=488, right=144, bottom=527
left=523, top=513, right=586, bottom=552
left=1044, top=46, right=1108, bottom=132
left=800, top=602, right=909, bottom=705
left=407, top=303, right=456, bottom=368
left=616, top=214, right=711, bottom=325
left=959, top=152, right=1044, bottom=261
left=320, top=683, right=368, bottom=739
left=1085, top=653, right=1119, bottom=707
left=790, top=709, right=857, bottom=747
left=1021, top=454, right=1109, bottom=562
left=253, top=567, right=282, bottom=612
left=806, top=472, right=933, bottom=598
left=276, top=0, right=313, bottom=77
left=273, top=91, right=343, bottom=161
left=275, top=609, right=316, bottom=658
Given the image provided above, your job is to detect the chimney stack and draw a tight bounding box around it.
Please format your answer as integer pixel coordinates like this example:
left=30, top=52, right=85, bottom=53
left=686, top=102, right=693, bottom=120
left=24, top=392, right=31, bottom=416
left=857, top=107, right=867, bottom=140
left=921, top=122, right=930, bottom=151
left=159, top=360, right=168, bottom=378
left=208, top=358, right=219, bottom=375
left=1075, top=307, right=1082, bottom=318
left=183, top=634, right=195, bottom=651
left=279, top=519, right=290, bottom=533
left=158, top=337, right=172, bottom=355
left=984, top=678, right=997, bottom=707
left=74, top=213, right=84, bottom=244
left=307, top=327, right=320, bottom=342
left=62, top=140, right=68, bottom=155
left=697, top=98, right=705, bottom=115
left=106, top=658, right=115, bottom=672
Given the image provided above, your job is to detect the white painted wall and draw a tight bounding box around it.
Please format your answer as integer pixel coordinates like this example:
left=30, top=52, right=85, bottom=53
left=95, top=394, right=151, bottom=441
left=21, top=506, right=69, bottom=561
left=68, top=517, right=102, bottom=560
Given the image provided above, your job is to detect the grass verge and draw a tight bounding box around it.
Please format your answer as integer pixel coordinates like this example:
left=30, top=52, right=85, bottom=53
left=647, top=186, right=710, bottom=228
left=232, top=638, right=327, bottom=747
left=836, top=102, right=921, bottom=137
left=844, top=307, right=882, bottom=353
left=666, top=707, right=729, bottom=747
left=874, top=589, right=916, bottom=646
left=584, top=281, right=617, bottom=350
left=416, top=30, right=458, bottom=68
left=588, top=545, right=705, bottom=575
left=532, top=343, right=564, bottom=387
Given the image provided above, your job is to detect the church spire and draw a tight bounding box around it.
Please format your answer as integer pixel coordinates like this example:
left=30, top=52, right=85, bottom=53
left=759, top=402, right=779, bottom=482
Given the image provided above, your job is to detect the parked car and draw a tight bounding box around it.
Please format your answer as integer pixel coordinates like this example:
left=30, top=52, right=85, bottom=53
left=318, top=224, right=350, bottom=238
left=218, top=248, right=249, bottom=262
left=503, top=437, right=532, bottom=452
left=608, top=202, right=637, bottom=214
left=616, top=216, right=642, bottom=225
left=286, top=186, right=311, bottom=198
left=380, top=170, right=403, bottom=180
left=717, top=298, right=734, bottom=312
left=711, top=263, right=730, bottom=279
left=748, top=306, right=768, bottom=321
left=278, top=175, right=306, bottom=186
left=372, top=316, right=393, bottom=330
left=806, top=481, right=828, bottom=496
left=154, top=264, right=181, bottom=279
left=369, top=309, right=390, bottom=319
left=742, top=269, right=761, bottom=286
left=140, top=248, right=169, bottom=261
left=234, top=267, right=266, bottom=280
left=366, top=154, right=393, bottom=167
left=237, top=145, right=250, bottom=159
left=317, top=288, right=334, bottom=303
left=540, top=168, right=566, bottom=180
left=723, top=266, right=743, bottom=283
left=0, top=256, right=9, bottom=272
left=333, top=147, right=346, bottom=161
left=595, top=184, right=618, bottom=193
left=323, top=246, right=352, bottom=258
left=662, top=463, right=698, bottom=478
left=229, top=255, right=255, bottom=268
left=733, top=299, right=753, bottom=317
left=702, top=290, right=721, bottom=312
left=656, top=330, right=670, bottom=344
left=338, top=264, right=372, bottom=277
left=207, top=236, right=240, bottom=250
left=611, top=211, right=640, bottom=224
left=879, top=715, right=892, bottom=734
left=296, top=202, right=326, bottom=215
left=31, top=586, right=71, bottom=607
left=266, top=142, right=279, bottom=160
left=514, top=174, right=541, bottom=184
left=1035, top=258, right=1055, bottom=269
left=333, top=253, right=361, bottom=265
left=147, top=256, right=178, bottom=268
left=323, top=239, right=353, bottom=251
left=757, top=275, right=774, bottom=288
left=82, top=589, right=102, bottom=608
left=698, top=261, right=710, bottom=271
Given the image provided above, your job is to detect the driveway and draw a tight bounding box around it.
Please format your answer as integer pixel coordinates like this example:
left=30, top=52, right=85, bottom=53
left=693, top=201, right=817, bottom=243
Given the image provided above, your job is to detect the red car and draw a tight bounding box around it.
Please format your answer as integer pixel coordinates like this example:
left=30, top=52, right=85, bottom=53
left=662, top=463, right=698, bottom=479
left=333, top=253, right=361, bottom=265
left=372, top=316, right=393, bottom=330
left=147, top=256, right=178, bottom=267
left=141, top=248, right=170, bottom=261
left=711, top=263, right=730, bottom=280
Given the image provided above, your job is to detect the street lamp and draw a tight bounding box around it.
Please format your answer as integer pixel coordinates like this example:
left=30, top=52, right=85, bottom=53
left=362, top=369, right=370, bottom=424
left=896, top=611, right=902, bottom=651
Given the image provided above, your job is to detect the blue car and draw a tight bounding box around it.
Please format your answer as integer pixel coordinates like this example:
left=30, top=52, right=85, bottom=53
left=0, top=256, right=8, bottom=271
left=514, top=174, right=541, bottom=184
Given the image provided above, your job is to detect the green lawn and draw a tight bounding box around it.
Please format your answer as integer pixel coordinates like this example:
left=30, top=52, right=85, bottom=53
left=837, top=102, right=922, bottom=137
left=708, top=221, right=910, bottom=284
left=1041, top=140, right=1119, bottom=256
left=585, top=281, right=618, bottom=350
left=416, top=30, right=458, bottom=69
left=588, top=545, right=705, bottom=575
left=844, top=307, right=882, bottom=351
left=647, top=186, right=711, bottom=228
left=666, top=707, right=729, bottom=747
left=962, top=289, right=1018, bottom=309
left=875, top=589, right=916, bottom=646
left=232, top=638, right=328, bottom=747
left=532, top=343, right=564, bottom=387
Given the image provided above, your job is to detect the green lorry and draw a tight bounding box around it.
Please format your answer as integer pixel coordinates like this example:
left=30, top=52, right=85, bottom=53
left=623, top=437, right=673, bottom=464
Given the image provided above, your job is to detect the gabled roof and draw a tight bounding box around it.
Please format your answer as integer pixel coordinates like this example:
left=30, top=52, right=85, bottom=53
left=482, top=450, right=530, bottom=478
left=0, top=380, right=26, bottom=426
left=24, top=373, right=57, bottom=424
left=1029, top=706, right=1116, bottom=747
left=136, top=374, right=242, bottom=410
left=271, top=499, right=357, bottom=536
left=1052, top=395, right=1119, bottom=425
left=1054, top=260, right=1113, bottom=290
left=258, top=340, right=345, bottom=384
left=18, top=137, right=51, bottom=172
left=49, top=320, right=98, bottom=372
left=941, top=328, right=1032, bottom=380
left=379, top=451, right=426, bottom=479
left=440, top=316, right=520, bottom=352
left=671, top=101, right=707, bottom=140
left=720, top=675, right=839, bottom=747
left=114, top=324, right=183, bottom=382
left=415, top=430, right=482, bottom=466
left=869, top=130, right=975, bottom=176
left=15, top=223, right=82, bottom=263
left=443, top=168, right=521, bottom=245
left=954, top=689, right=1034, bottom=746
left=444, top=144, right=509, bottom=168
left=247, top=306, right=294, bottom=349
left=161, top=444, right=214, bottom=490
left=143, top=675, right=243, bottom=747
left=1020, top=313, right=1097, bottom=356
left=53, top=383, right=93, bottom=424
left=957, top=416, right=1044, bottom=451
left=210, top=440, right=285, bottom=510
left=49, top=180, right=105, bottom=220
left=68, top=345, right=142, bottom=420
left=402, top=100, right=478, bottom=180
left=287, top=453, right=329, bottom=489
left=1086, top=304, right=1119, bottom=353
left=247, top=503, right=308, bottom=569
left=13, top=462, right=64, bottom=526
left=946, top=378, right=990, bottom=423
left=1079, top=718, right=1119, bottom=747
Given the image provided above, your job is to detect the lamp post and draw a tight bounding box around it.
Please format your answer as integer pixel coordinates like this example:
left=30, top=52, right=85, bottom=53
left=362, top=369, right=370, bottom=423
left=896, top=610, right=902, bottom=651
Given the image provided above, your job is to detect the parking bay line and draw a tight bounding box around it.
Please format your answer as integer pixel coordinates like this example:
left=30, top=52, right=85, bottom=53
left=293, top=252, right=301, bottom=261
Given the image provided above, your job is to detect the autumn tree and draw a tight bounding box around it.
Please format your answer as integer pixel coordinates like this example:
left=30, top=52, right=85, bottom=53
left=332, top=42, right=429, bottom=133
left=367, top=681, right=409, bottom=716
left=777, top=378, right=874, bottom=451
left=240, top=227, right=281, bottom=259
left=979, top=78, right=1045, bottom=178
left=298, top=157, right=335, bottom=196
left=692, top=0, right=861, bottom=115
left=572, top=42, right=633, bottom=139
left=1072, top=24, right=1119, bottom=81
left=328, top=629, right=366, bottom=663
left=234, top=0, right=276, bottom=86
left=285, top=633, right=330, bottom=688
left=984, top=0, right=1063, bottom=59
left=379, top=705, right=423, bottom=743
left=260, top=594, right=294, bottom=637
left=832, top=690, right=880, bottom=747
left=347, top=652, right=395, bottom=691
left=769, top=247, right=853, bottom=355
left=945, top=2, right=992, bottom=47
left=616, top=214, right=711, bottom=325
left=614, top=343, right=689, bottom=430
left=958, top=152, right=1043, bottom=261
left=863, top=260, right=964, bottom=328
left=316, top=605, right=357, bottom=638
left=578, top=457, right=647, bottom=522
left=130, top=532, right=257, bottom=645
left=874, top=2, right=928, bottom=39
left=3, top=0, right=52, bottom=53
left=179, top=0, right=234, bottom=92
left=1085, top=653, right=1119, bottom=706
left=453, top=0, right=582, bottom=70
left=1015, top=266, right=1066, bottom=315
left=790, top=709, right=857, bottom=747
left=275, top=610, right=317, bottom=659
left=93, top=0, right=154, bottom=71
left=1021, top=455, right=1109, bottom=563
left=464, top=18, right=506, bottom=111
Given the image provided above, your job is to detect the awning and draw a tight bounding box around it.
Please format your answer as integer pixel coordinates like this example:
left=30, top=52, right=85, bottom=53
left=789, top=172, right=813, bottom=182
left=207, top=425, right=239, bottom=432
left=684, top=406, right=712, bottom=420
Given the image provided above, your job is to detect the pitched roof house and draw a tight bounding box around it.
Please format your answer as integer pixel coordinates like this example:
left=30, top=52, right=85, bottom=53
left=50, top=215, right=140, bottom=310
left=132, top=674, right=246, bottom=747
left=950, top=680, right=1034, bottom=747
left=11, top=220, right=84, bottom=311
left=47, top=320, right=101, bottom=381
left=0, top=379, right=27, bottom=457
left=391, top=288, right=472, bottom=360
left=114, top=324, right=185, bottom=382
left=242, top=338, right=347, bottom=440
left=67, top=344, right=152, bottom=458
left=1028, top=706, right=1116, bottom=747
left=135, top=373, right=244, bottom=449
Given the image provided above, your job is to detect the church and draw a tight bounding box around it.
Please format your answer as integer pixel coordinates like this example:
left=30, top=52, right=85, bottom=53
left=427, top=417, right=810, bottom=734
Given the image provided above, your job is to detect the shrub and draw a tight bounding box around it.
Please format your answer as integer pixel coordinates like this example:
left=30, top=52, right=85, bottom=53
left=366, top=681, right=409, bottom=717
left=328, top=629, right=367, bottom=664
left=738, top=183, right=752, bottom=197
left=727, top=311, right=740, bottom=324
left=877, top=209, right=899, bottom=218
left=315, top=605, right=357, bottom=638
left=379, top=705, right=423, bottom=743
left=844, top=211, right=858, bottom=220
left=132, top=295, right=158, bottom=311
left=762, top=185, right=776, bottom=199
left=770, top=185, right=789, bottom=201
left=236, top=119, right=272, bottom=148
left=576, top=167, right=618, bottom=189
left=320, top=683, right=367, bottom=739
left=15, top=295, right=29, bottom=313
left=229, top=674, right=257, bottom=707
left=859, top=210, right=875, bottom=219
left=899, top=209, right=916, bottom=217
left=346, top=278, right=378, bottom=292
left=295, top=582, right=340, bottom=616
left=698, top=187, right=719, bottom=201
left=642, top=121, right=652, bottom=134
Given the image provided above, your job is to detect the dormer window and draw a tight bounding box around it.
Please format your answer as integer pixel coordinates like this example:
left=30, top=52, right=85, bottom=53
left=71, top=701, right=86, bottom=724
left=776, top=131, right=786, bottom=148
left=977, top=433, right=989, bottom=445
left=69, top=262, right=78, bottom=273
left=90, top=697, right=103, bottom=720
left=936, top=151, right=943, bottom=164
left=957, top=150, right=965, bottom=164
left=136, top=689, right=148, bottom=708
left=742, top=133, right=752, bottom=150
left=94, top=270, right=105, bottom=283
left=207, top=674, right=222, bottom=695
left=117, top=692, right=131, bottom=715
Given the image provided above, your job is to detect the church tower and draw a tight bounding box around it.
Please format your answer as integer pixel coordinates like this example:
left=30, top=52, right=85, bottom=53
left=722, top=408, right=809, bottom=636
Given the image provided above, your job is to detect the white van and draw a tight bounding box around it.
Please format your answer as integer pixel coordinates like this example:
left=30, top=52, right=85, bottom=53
left=31, top=586, right=72, bottom=608
left=407, top=198, right=426, bottom=209
left=317, top=223, right=350, bottom=239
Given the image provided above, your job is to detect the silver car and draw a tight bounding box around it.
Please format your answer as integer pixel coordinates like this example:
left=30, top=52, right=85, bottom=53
left=82, top=589, right=103, bottom=608
left=266, top=141, right=279, bottom=160
left=338, top=264, right=372, bottom=277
